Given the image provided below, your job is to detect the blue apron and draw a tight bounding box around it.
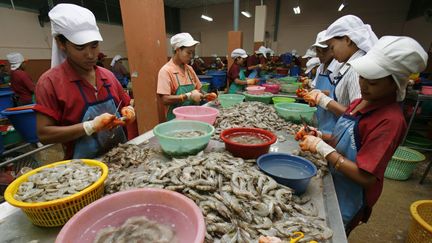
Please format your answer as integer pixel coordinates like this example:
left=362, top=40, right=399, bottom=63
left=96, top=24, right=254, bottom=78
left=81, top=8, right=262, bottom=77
left=315, top=73, right=338, bottom=134
left=73, top=81, right=127, bottom=159
left=330, top=114, right=364, bottom=226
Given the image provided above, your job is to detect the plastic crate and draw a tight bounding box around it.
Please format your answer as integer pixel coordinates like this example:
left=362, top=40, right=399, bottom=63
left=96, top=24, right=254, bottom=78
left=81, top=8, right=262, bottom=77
left=384, top=146, right=425, bottom=180
left=406, top=200, right=432, bottom=243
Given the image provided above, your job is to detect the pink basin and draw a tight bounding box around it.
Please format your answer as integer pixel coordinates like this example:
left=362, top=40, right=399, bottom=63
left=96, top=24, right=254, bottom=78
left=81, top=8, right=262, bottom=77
left=261, top=83, right=280, bottom=94
left=173, top=106, right=219, bottom=125
left=246, top=85, right=266, bottom=95
left=56, top=188, right=206, bottom=243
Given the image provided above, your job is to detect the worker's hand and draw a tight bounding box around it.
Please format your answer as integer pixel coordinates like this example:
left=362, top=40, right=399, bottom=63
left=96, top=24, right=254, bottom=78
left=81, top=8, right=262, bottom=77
left=83, top=113, right=118, bottom=136
left=299, top=135, right=335, bottom=158
left=204, top=92, right=218, bottom=101
left=303, top=89, right=323, bottom=107
left=190, top=89, right=203, bottom=103
left=304, top=89, right=333, bottom=109
left=295, top=126, right=322, bottom=141
left=246, top=78, right=258, bottom=85
left=121, top=105, right=136, bottom=124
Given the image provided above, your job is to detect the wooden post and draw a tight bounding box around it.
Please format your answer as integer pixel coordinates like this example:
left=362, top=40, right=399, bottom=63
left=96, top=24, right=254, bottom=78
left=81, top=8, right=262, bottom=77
left=119, top=0, right=167, bottom=133
left=227, top=31, right=243, bottom=70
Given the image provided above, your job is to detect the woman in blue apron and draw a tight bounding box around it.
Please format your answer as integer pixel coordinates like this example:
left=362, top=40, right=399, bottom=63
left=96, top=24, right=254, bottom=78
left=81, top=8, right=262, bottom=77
left=157, top=33, right=203, bottom=121
left=34, top=4, right=135, bottom=160
left=297, top=36, right=427, bottom=235
left=304, top=16, right=378, bottom=124
left=227, top=48, right=257, bottom=94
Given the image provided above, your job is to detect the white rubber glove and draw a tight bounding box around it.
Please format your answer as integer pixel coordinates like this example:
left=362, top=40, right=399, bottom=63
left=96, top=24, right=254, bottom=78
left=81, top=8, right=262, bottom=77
left=190, top=89, right=203, bottom=103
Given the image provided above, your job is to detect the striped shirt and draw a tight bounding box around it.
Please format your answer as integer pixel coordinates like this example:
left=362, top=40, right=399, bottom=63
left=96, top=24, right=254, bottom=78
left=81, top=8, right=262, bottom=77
left=311, top=59, right=343, bottom=88
left=334, top=50, right=365, bottom=107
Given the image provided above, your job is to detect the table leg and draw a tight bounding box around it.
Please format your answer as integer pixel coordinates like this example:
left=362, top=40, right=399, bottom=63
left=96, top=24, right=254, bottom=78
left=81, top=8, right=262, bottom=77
left=419, top=159, right=432, bottom=184
left=402, top=100, right=421, bottom=144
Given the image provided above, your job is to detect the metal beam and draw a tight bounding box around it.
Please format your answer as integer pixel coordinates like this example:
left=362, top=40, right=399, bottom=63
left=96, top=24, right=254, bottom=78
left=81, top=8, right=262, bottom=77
left=233, top=0, right=239, bottom=31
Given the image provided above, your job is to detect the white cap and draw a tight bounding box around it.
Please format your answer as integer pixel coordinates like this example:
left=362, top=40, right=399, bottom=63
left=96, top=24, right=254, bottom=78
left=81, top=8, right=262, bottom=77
left=302, top=48, right=317, bottom=58
left=49, top=4, right=103, bottom=67
left=291, top=49, right=298, bottom=56
left=266, top=48, right=275, bottom=56
left=321, top=15, right=378, bottom=52
left=231, top=48, right=248, bottom=58
left=6, top=52, right=24, bottom=71
left=305, top=57, right=321, bottom=74
left=170, top=33, right=200, bottom=50
left=349, top=36, right=428, bottom=101
left=255, top=46, right=267, bottom=55
left=110, top=54, right=122, bottom=67
left=312, top=30, right=328, bottom=48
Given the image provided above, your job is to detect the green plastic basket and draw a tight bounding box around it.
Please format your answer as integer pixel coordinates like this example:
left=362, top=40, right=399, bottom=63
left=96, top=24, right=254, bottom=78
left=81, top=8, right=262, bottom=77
left=243, top=92, right=273, bottom=104
left=384, top=146, right=426, bottom=180
left=2, top=130, right=23, bottom=146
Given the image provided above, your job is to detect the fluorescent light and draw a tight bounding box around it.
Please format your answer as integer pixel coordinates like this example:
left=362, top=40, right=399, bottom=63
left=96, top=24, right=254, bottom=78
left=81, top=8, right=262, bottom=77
left=241, top=11, right=252, bottom=18
left=338, top=3, right=345, bottom=11
left=293, top=6, right=300, bottom=14
left=297, top=6, right=301, bottom=14
left=201, top=14, right=213, bottom=21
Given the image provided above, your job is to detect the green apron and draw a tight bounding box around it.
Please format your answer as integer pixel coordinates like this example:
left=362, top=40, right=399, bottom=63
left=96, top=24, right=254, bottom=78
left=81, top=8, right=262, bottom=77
left=166, top=69, right=195, bottom=120
left=228, top=69, right=246, bottom=94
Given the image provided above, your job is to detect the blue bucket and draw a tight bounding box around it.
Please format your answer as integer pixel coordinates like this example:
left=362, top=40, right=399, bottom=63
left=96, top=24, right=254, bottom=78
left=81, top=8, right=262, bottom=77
left=0, top=87, right=12, bottom=92
left=0, top=91, right=14, bottom=118
left=197, top=75, right=213, bottom=84
left=257, top=153, right=317, bottom=195
left=208, top=71, right=227, bottom=90
left=290, top=66, right=301, bottom=77
left=1, top=107, right=38, bottom=143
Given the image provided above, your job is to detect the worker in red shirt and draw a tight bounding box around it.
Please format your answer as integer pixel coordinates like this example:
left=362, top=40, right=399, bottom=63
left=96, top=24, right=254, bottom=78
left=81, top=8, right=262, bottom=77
left=297, top=36, right=427, bottom=234
left=246, top=46, right=267, bottom=77
left=227, top=48, right=257, bottom=94
left=34, top=3, right=136, bottom=159
left=6, top=52, right=35, bottom=106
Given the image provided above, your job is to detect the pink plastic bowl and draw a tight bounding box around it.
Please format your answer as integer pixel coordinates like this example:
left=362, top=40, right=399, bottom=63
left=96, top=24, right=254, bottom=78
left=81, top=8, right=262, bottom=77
left=421, top=86, right=432, bottom=95
left=56, top=188, right=206, bottom=243
left=246, top=85, right=266, bottom=95
left=173, top=106, right=219, bottom=125
left=261, top=83, right=280, bottom=94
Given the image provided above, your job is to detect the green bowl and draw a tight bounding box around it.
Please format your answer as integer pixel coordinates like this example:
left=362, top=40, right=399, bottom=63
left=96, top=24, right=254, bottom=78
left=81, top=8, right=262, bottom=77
left=153, top=120, right=214, bottom=157
left=405, top=135, right=432, bottom=148
left=243, top=92, right=273, bottom=104
left=274, top=103, right=316, bottom=124
left=278, top=76, right=298, bottom=84
left=201, top=82, right=210, bottom=93
left=218, top=94, right=245, bottom=108
left=280, top=82, right=302, bottom=93
left=272, top=97, right=296, bottom=104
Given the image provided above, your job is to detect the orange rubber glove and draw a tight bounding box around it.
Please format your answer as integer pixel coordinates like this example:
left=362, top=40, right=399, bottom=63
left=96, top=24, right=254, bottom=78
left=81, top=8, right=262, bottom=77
left=83, top=113, right=117, bottom=136
left=294, top=126, right=322, bottom=141
left=299, top=135, right=335, bottom=158
left=303, top=89, right=323, bottom=107
left=120, top=105, right=136, bottom=124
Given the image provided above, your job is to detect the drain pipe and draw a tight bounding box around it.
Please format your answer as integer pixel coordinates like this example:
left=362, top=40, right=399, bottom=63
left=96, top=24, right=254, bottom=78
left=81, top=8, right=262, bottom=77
left=273, top=0, right=281, bottom=41
left=234, top=0, right=239, bottom=31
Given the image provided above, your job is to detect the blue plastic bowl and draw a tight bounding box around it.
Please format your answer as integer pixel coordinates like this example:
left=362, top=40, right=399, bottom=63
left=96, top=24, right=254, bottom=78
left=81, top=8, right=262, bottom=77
left=1, top=107, right=38, bottom=143
left=257, top=153, right=317, bottom=195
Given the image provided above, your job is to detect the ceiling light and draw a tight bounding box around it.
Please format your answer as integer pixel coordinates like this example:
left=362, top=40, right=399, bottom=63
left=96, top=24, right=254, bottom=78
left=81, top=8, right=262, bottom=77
left=338, top=3, right=345, bottom=11
left=293, top=6, right=301, bottom=14
left=201, top=14, right=213, bottom=22
left=241, top=11, right=252, bottom=18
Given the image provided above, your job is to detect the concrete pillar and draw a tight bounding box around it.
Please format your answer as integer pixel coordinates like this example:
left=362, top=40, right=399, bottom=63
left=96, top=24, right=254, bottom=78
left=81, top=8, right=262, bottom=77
left=253, top=5, right=267, bottom=51
left=119, top=0, right=167, bottom=133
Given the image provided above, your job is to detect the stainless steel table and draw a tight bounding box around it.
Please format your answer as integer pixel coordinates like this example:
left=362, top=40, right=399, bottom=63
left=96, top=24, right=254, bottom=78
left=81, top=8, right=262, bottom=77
left=0, top=127, right=347, bottom=243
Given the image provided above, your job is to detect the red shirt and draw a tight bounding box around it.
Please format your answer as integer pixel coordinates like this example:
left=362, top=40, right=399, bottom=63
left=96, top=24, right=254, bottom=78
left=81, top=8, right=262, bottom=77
left=34, top=61, right=131, bottom=159
left=227, top=63, right=241, bottom=86
left=10, top=69, right=35, bottom=104
left=346, top=98, right=406, bottom=208
left=247, top=54, right=260, bottom=69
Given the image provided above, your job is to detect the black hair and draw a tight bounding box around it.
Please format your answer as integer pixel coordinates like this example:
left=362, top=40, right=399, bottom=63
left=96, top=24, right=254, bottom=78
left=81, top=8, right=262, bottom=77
left=56, top=34, right=68, bottom=44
